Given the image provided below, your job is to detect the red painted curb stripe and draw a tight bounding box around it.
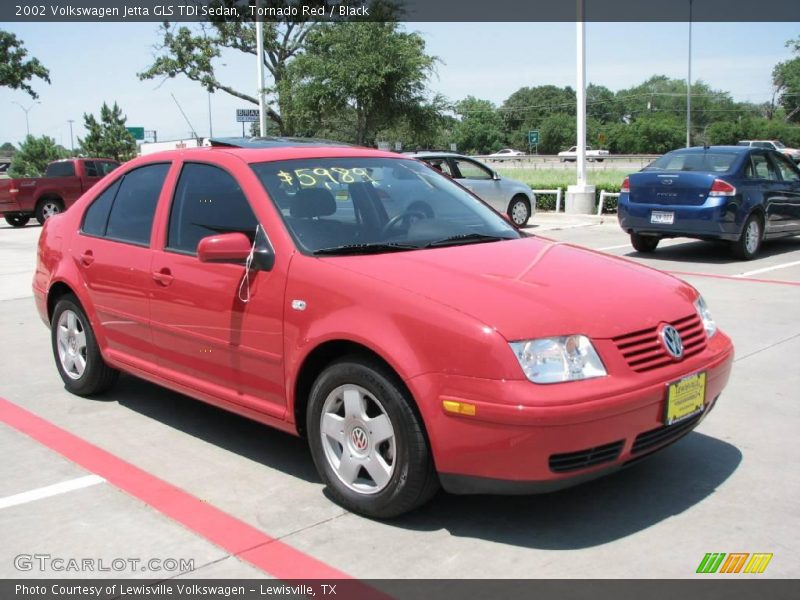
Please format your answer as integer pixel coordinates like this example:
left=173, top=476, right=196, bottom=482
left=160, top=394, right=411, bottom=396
left=667, top=270, right=800, bottom=287
left=0, top=396, right=349, bottom=580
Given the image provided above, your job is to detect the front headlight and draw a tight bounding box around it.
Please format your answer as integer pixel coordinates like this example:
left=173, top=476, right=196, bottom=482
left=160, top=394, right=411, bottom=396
left=694, top=295, right=717, bottom=338
left=509, top=335, right=607, bottom=384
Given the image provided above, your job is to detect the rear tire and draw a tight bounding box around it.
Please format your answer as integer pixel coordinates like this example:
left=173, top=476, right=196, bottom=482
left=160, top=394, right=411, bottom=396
left=51, top=294, right=118, bottom=396
left=306, top=357, right=439, bottom=518
left=630, top=233, right=660, bottom=253
left=4, top=215, right=30, bottom=228
left=35, top=198, right=64, bottom=225
left=731, top=214, right=762, bottom=260
left=507, top=195, right=531, bottom=227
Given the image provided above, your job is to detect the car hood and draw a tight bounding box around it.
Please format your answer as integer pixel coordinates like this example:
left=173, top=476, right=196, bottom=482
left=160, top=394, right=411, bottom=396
left=324, top=237, right=698, bottom=341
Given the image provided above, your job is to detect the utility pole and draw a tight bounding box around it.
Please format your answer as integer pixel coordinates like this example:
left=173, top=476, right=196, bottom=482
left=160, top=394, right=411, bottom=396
left=67, top=120, right=75, bottom=154
left=12, top=101, right=40, bottom=137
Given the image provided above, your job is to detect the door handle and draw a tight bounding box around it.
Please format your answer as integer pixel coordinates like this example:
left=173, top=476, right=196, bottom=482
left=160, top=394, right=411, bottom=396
left=152, top=268, right=174, bottom=286
left=80, top=251, right=94, bottom=266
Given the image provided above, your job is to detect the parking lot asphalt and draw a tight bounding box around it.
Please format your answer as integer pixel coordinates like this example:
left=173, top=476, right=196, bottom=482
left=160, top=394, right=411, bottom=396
left=0, top=215, right=798, bottom=580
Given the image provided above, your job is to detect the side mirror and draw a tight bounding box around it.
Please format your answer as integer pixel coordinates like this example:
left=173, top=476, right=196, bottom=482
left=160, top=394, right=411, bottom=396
left=492, top=171, right=501, bottom=181
left=197, top=232, right=252, bottom=263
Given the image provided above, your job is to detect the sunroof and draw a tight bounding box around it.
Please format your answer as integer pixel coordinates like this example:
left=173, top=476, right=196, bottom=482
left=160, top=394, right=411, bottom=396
left=207, top=137, right=353, bottom=149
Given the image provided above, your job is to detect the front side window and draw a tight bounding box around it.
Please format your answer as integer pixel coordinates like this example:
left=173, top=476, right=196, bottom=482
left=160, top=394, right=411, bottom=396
left=770, top=153, right=800, bottom=182
left=452, top=158, right=492, bottom=180
left=84, top=161, right=99, bottom=177
left=97, top=161, right=120, bottom=176
left=167, top=163, right=258, bottom=254
left=251, top=157, right=519, bottom=255
left=105, top=163, right=170, bottom=246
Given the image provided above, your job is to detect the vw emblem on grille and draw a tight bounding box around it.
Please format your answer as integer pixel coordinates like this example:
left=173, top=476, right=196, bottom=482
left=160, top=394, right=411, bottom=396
left=351, top=427, right=368, bottom=452
left=661, top=325, right=684, bottom=359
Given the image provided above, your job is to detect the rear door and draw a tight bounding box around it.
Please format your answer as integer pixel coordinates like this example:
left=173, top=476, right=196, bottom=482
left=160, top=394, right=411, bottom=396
left=45, top=161, right=82, bottom=204
left=74, top=162, right=172, bottom=368
left=741, top=152, right=783, bottom=233
left=767, top=152, right=800, bottom=233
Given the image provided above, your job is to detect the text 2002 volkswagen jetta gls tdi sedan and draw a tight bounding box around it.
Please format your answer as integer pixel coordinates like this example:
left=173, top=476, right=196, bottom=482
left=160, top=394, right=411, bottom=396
left=33, top=138, right=734, bottom=518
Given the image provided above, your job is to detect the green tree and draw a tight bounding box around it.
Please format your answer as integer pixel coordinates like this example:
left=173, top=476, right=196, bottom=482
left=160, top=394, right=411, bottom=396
left=1, top=142, right=16, bottom=153
left=451, top=97, right=506, bottom=154
left=0, top=30, right=50, bottom=98
left=773, top=37, right=800, bottom=122
left=8, top=135, right=66, bottom=178
left=500, top=85, right=576, bottom=149
left=79, top=102, right=137, bottom=161
left=288, top=22, right=437, bottom=145
left=538, top=114, right=576, bottom=154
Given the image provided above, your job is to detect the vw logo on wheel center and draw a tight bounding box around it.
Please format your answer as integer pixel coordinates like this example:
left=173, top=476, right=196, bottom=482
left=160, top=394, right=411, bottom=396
left=661, top=324, right=684, bottom=359
left=350, top=426, right=369, bottom=452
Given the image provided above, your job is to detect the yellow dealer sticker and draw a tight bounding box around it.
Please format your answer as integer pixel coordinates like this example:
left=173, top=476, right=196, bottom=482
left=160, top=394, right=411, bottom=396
left=665, top=372, right=706, bottom=425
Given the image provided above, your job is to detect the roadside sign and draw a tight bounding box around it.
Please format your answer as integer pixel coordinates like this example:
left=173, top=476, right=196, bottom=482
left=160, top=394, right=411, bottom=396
left=394, top=142, right=403, bottom=152
left=450, top=143, right=457, bottom=152
left=377, top=141, right=391, bottom=151
left=236, top=108, right=259, bottom=123
left=528, top=130, right=539, bottom=145
left=126, top=127, right=145, bottom=141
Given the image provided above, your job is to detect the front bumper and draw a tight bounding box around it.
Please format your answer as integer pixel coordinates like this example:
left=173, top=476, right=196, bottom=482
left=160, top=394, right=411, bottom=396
left=412, top=331, right=733, bottom=494
left=617, top=194, right=741, bottom=241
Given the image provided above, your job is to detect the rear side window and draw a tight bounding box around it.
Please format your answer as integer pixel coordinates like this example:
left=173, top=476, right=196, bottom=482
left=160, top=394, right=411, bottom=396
left=82, top=180, right=121, bottom=237
left=167, top=163, right=257, bottom=254
left=97, top=161, right=119, bottom=176
left=45, top=161, right=76, bottom=178
left=105, top=164, right=170, bottom=246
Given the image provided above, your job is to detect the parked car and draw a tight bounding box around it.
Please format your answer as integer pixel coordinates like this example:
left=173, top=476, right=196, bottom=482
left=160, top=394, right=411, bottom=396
left=34, top=137, right=733, bottom=518
left=405, top=151, right=535, bottom=226
left=0, top=158, right=119, bottom=227
left=737, top=140, right=800, bottom=163
left=488, top=148, right=525, bottom=157
left=618, top=145, right=800, bottom=259
left=558, top=146, right=609, bottom=162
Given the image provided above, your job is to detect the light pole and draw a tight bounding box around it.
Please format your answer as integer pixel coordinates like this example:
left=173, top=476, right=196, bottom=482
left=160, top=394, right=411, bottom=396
left=67, top=119, right=75, bottom=154
left=12, top=101, right=41, bottom=137
left=687, top=0, right=693, bottom=148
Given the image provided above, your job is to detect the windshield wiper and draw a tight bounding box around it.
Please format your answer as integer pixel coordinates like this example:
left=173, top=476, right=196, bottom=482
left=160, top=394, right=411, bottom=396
left=424, top=233, right=514, bottom=248
left=313, top=242, right=419, bottom=256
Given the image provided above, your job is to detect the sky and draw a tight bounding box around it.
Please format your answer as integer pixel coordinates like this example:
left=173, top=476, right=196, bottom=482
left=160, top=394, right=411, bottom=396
left=0, top=21, right=798, bottom=148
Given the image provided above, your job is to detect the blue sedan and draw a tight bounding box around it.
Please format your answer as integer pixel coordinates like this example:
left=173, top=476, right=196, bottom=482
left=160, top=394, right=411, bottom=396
left=618, top=146, right=800, bottom=259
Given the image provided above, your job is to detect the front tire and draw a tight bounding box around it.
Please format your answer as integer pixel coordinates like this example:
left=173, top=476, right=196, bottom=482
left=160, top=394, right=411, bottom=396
left=507, top=195, right=531, bottom=227
left=4, top=215, right=30, bottom=228
left=731, top=214, right=762, bottom=260
left=630, top=232, right=660, bottom=253
left=36, top=198, right=64, bottom=225
left=306, top=358, right=438, bottom=518
left=51, top=294, right=118, bottom=396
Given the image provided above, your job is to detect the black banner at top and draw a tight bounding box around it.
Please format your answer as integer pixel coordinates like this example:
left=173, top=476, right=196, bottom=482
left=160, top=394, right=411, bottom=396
left=2, top=0, right=800, bottom=23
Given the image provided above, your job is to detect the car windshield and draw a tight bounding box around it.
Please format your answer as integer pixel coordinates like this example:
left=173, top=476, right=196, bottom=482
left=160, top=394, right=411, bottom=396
left=643, top=151, right=738, bottom=173
left=773, top=141, right=786, bottom=149
left=251, top=157, right=520, bottom=254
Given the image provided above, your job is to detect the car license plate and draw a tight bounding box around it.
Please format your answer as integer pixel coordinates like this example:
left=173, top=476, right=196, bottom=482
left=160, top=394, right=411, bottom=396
left=664, top=372, right=706, bottom=425
left=650, top=210, right=674, bottom=224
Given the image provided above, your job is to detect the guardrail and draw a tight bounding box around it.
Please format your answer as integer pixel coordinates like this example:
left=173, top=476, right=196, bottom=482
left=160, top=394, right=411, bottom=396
left=598, top=190, right=620, bottom=216
left=532, top=188, right=564, bottom=212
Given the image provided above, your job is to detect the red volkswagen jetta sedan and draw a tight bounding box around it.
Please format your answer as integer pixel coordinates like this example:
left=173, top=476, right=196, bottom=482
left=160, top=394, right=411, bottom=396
left=33, top=138, right=734, bottom=518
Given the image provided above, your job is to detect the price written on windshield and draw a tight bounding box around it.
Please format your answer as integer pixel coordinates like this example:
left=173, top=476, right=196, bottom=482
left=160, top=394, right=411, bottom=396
left=277, top=167, right=374, bottom=188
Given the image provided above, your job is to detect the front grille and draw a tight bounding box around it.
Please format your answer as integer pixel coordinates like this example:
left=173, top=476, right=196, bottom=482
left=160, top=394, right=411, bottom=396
left=630, top=412, right=703, bottom=456
left=549, top=440, right=625, bottom=473
left=612, top=313, right=707, bottom=373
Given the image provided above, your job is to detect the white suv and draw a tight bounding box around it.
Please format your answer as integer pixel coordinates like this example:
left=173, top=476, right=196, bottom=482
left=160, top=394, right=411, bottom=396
left=737, top=140, right=800, bottom=163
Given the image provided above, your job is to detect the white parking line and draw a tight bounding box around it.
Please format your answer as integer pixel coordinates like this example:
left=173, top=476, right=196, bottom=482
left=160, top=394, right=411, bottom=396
left=595, top=243, right=632, bottom=251
left=0, top=474, right=105, bottom=510
left=735, top=260, right=800, bottom=278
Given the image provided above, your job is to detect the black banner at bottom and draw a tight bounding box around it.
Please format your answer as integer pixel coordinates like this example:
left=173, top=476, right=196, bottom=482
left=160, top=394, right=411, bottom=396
left=3, top=579, right=798, bottom=600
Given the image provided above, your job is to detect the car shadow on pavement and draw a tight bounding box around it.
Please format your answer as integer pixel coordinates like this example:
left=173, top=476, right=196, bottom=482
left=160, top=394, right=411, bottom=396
left=395, top=431, right=741, bottom=549
left=104, top=374, right=320, bottom=484
left=624, top=236, right=800, bottom=265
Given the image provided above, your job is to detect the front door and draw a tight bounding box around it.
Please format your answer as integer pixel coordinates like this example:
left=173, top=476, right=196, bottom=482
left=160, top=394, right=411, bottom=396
left=149, top=162, right=286, bottom=420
